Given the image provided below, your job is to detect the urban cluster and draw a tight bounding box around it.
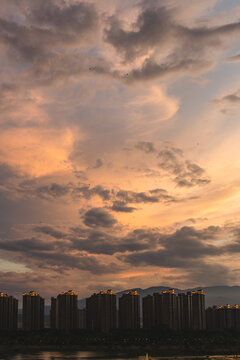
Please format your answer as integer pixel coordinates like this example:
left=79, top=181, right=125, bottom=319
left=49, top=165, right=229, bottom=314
left=0, top=289, right=239, bottom=332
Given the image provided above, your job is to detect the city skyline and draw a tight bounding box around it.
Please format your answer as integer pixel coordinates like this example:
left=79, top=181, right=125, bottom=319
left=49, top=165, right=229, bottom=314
left=1, top=0, right=240, bottom=299
left=1, top=287, right=239, bottom=332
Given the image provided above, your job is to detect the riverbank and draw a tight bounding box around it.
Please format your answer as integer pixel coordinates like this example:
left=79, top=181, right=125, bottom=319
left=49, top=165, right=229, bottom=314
left=1, top=329, right=240, bottom=357
left=1, top=343, right=240, bottom=357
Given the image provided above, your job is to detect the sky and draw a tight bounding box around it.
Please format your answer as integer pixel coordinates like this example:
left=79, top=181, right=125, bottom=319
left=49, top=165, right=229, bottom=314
left=1, top=0, right=240, bottom=301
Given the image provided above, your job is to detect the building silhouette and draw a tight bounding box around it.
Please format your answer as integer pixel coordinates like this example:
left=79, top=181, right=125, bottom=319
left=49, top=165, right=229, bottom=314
left=86, top=289, right=117, bottom=332
left=78, top=308, right=86, bottom=329
left=51, top=290, right=78, bottom=330
left=119, top=290, right=140, bottom=329
left=22, top=291, right=44, bottom=330
left=206, top=304, right=240, bottom=330
left=143, top=289, right=178, bottom=330
left=177, top=292, right=192, bottom=330
left=143, top=289, right=206, bottom=331
left=161, top=289, right=178, bottom=330
left=0, top=292, right=18, bottom=330
left=191, top=290, right=206, bottom=330
left=143, top=294, right=155, bottom=329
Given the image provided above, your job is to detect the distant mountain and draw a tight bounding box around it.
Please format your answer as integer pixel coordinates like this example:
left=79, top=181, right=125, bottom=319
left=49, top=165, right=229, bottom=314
left=78, top=285, right=240, bottom=309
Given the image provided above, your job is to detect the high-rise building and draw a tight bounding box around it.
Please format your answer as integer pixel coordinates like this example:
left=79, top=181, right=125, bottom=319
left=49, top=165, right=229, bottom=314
left=86, top=289, right=117, bottom=332
left=78, top=309, right=86, bottom=329
left=177, top=292, right=192, bottom=330
left=119, top=290, right=140, bottom=329
left=160, top=289, right=178, bottom=330
left=143, top=289, right=206, bottom=331
left=206, top=306, right=218, bottom=329
left=143, top=294, right=155, bottom=329
left=51, top=290, right=78, bottom=330
left=143, top=290, right=178, bottom=330
left=22, top=291, right=44, bottom=330
left=0, top=292, right=18, bottom=330
left=191, top=290, right=206, bottom=330
left=206, top=304, right=240, bottom=330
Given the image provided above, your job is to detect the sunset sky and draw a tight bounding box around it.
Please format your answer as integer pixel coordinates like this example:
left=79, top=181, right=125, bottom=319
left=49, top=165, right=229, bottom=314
left=1, top=0, right=240, bottom=300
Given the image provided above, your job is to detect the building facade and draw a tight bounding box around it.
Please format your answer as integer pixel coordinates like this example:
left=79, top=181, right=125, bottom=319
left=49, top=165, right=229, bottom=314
left=143, top=289, right=206, bottom=331
left=206, top=304, right=240, bottom=330
left=191, top=290, right=206, bottom=330
left=0, top=292, right=18, bottom=330
left=51, top=290, right=78, bottom=330
left=119, top=290, right=140, bottom=329
left=86, top=289, right=117, bottom=332
left=142, top=294, right=155, bottom=329
left=22, top=291, right=44, bottom=330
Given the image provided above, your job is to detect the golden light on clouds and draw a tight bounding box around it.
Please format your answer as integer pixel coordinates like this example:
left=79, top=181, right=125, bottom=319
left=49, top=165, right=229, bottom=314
left=0, top=128, right=75, bottom=177
left=1, top=0, right=240, bottom=298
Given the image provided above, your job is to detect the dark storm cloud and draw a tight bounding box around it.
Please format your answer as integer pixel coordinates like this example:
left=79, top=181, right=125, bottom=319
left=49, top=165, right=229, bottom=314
left=82, top=207, right=118, bottom=228
left=158, top=147, right=211, bottom=187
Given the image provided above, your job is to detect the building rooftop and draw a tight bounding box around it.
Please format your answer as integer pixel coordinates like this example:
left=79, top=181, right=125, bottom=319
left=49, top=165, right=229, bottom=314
left=22, top=291, right=40, bottom=297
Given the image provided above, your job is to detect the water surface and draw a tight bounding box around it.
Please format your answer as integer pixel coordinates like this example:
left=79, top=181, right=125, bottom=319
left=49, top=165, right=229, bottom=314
left=2, top=353, right=240, bottom=360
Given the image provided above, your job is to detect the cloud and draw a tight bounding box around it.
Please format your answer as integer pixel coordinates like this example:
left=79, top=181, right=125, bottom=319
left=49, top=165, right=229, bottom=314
left=104, top=3, right=240, bottom=82
left=115, top=188, right=176, bottom=204
left=110, top=201, right=136, bottom=213
left=36, top=224, right=159, bottom=255
left=82, top=207, right=118, bottom=228
left=121, top=226, right=222, bottom=269
left=213, top=89, right=240, bottom=104
left=0, top=271, right=59, bottom=299
left=92, top=158, right=104, bottom=169
left=33, top=225, right=67, bottom=239
left=124, top=57, right=213, bottom=83
left=0, top=236, right=120, bottom=275
left=228, top=53, right=240, bottom=62
left=157, top=146, right=211, bottom=187
left=35, top=183, right=71, bottom=199
left=0, top=1, right=99, bottom=61
left=0, top=163, right=20, bottom=185
left=135, top=141, right=156, bottom=154
left=14, top=179, right=177, bottom=207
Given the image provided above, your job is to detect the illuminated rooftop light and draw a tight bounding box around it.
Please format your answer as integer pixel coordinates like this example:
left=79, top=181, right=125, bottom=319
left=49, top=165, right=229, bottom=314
left=0, top=292, right=8, bottom=297
left=59, top=290, right=77, bottom=296
left=22, top=291, right=40, bottom=297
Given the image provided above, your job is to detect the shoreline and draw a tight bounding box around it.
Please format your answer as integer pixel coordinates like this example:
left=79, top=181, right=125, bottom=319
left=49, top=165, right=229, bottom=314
left=1, top=344, right=240, bottom=357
